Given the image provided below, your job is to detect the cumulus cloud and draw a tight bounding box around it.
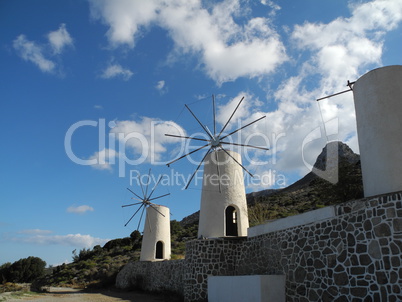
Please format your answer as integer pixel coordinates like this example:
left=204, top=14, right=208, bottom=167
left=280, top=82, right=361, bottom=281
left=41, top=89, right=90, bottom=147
left=13, top=35, right=56, bottom=73
left=13, top=24, right=73, bottom=73
left=89, top=0, right=158, bottom=48
left=48, top=23, right=74, bottom=54
left=89, top=0, right=287, bottom=84
left=111, top=117, right=186, bottom=164
left=12, top=233, right=109, bottom=248
left=155, top=80, right=167, bottom=94
left=100, top=63, right=133, bottom=80
left=88, top=148, right=118, bottom=170
left=67, top=205, right=94, bottom=214
left=216, top=92, right=259, bottom=127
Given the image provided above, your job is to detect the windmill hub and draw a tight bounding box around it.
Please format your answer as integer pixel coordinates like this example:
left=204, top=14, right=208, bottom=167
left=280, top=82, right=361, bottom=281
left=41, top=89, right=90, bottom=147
left=211, top=136, right=221, bottom=148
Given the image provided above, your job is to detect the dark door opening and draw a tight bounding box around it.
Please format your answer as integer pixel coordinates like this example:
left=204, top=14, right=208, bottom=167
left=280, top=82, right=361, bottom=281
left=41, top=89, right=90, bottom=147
left=155, top=241, right=164, bottom=259
left=225, top=206, right=238, bottom=236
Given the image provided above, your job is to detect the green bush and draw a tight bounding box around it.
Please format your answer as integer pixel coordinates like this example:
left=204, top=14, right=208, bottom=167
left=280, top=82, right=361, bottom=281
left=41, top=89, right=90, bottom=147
left=1, top=257, right=46, bottom=283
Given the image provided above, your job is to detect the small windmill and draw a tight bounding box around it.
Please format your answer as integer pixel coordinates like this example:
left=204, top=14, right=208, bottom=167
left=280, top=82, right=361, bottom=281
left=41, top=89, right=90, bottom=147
left=165, top=95, right=269, bottom=238
left=122, top=169, right=171, bottom=261
left=165, top=95, right=269, bottom=189
left=122, top=169, right=169, bottom=229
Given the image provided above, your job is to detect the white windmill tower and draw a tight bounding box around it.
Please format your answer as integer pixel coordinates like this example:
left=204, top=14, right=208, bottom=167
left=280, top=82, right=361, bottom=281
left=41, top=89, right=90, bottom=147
left=123, top=170, right=171, bottom=261
left=352, top=65, right=402, bottom=197
left=165, top=96, right=268, bottom=238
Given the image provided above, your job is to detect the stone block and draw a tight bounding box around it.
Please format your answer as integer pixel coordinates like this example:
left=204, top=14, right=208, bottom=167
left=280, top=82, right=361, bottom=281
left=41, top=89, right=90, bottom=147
left=393, top=218, right=402, bottom=232
left=334, top=272, right=349, bottom=285
left=208, top=275, right=285, bottom=302
left=368, top=240, right=382, bottom=259
left=374, top=223, right=391, bottom=237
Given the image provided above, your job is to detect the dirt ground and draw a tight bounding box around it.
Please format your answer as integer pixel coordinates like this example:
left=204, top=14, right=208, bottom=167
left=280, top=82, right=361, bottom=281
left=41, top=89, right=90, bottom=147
left=0, top=287, right=181, bottom=302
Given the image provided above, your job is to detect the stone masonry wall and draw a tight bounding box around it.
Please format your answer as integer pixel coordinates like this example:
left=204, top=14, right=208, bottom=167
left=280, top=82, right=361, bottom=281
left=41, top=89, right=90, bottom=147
left=115, top=259, right=184, bottom=295
left=236, top=192, right=402, bottom=301
left=183, top=237, right=247, bottom=301
left=116, top=191, right=402, bottom=302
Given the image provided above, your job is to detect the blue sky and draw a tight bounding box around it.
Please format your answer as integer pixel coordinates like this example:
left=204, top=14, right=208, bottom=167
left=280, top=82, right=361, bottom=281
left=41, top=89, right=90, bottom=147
left=1, top=0, right=401, bottom=266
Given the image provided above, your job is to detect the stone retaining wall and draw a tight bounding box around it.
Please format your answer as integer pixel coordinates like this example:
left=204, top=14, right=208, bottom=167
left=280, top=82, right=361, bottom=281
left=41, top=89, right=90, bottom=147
left=115, top=259, right=184, bottom=295
left=116, top=191, right=402, bottom=301
left=183, top=237, right=247, bottom=301
left=236, top=192, right=402, bottom=301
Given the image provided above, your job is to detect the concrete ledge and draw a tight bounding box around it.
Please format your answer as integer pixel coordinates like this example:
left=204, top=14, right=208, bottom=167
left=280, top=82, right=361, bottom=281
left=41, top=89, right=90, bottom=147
left=248, top=206, right=336, bottom=237
left=208, top=275, right=285, bottom=302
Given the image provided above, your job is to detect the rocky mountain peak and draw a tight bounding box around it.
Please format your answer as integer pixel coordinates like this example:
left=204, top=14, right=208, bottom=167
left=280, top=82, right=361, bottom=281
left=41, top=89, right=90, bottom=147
left=313, top=141, right=360, bottom=171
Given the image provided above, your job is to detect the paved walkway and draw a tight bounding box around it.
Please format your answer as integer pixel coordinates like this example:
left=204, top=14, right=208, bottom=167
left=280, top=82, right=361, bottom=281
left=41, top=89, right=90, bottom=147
left=0, top=287, right=176, bottom=302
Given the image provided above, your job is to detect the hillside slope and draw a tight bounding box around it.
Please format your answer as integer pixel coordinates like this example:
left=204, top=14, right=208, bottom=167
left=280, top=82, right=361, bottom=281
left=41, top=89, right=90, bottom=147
left=247, top=141, right=363, bottom=225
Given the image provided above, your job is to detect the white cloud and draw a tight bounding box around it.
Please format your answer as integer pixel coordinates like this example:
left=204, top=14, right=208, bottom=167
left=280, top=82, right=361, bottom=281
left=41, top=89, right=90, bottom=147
left=155, top=80, right=167, bottom=94
left=89, top=0, right=287, bottom=84
left=12, top=233, right=109, bottom=248
left=13, top=24, right=74, bottom=73
left=216, top=92, right=258, bottom=128
left=67, top=205, right=94, bottom=214
left=13, top=35, right=56, bottom=73
left=88, top=148, right=118, bottom=170
left=111, top=117, right=186, bottom=163
left=17, top=229, right=52, bottom=235
left=89, top=0, right=158, bottom=48
left=47, top=23, right=74, bottom=54
left=101, top=63, right=133, bottom=80
left=94, top=105, right=103, bottom=110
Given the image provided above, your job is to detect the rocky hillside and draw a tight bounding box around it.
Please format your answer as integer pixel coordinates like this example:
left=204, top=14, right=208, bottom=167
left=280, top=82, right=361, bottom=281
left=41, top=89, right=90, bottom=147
left=246, top=141, right=363, bottom=225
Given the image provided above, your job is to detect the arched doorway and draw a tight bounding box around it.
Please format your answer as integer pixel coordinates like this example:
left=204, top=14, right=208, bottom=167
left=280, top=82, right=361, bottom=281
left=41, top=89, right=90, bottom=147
left=155, top=241, right=164, bottom=259
left=225, top=206, right=238, bottom=236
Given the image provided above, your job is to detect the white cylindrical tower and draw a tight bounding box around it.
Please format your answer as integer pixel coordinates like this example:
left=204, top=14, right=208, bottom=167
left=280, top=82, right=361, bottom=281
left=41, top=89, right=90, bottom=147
left=198, top=149, right=249, bottom=238
left=140, top=205, right=171, bottom=261
left=353, top=65, right=402, bottom=197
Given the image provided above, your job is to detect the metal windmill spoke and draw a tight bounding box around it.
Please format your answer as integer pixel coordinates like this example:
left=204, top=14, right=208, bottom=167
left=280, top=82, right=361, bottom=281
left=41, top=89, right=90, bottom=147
left=218, top=96, right=244, bottom=137
left=165, top=134, right=208, bottom=142
left=166, top=143, right=209, bottom=166
left=122, top=202, right=144, bottom=208
left=220, top=141, right=270, bottom=151
left=130, top=197, right=145, bottom=201
left=144, top=168, right=152, bottom=198
left=185, top=148, right=213, bottom=189
left=149, top=204, right=166, bottom=217
left=147, top=175, right=163, bottom=200
left=124, top=203, right=144, bottom=227
left=185, top=104, right=213, bottom=139
left=221, top=115, right=266, bottom=140
left=220, top=146, right=253, bottom=177
left=212, top=94, right=216, bottom=136
left=127, top=188, right=143, bottom=200
left=137, top=205, right=146, bottom=231
left=148, top=193, right=170, bottom=202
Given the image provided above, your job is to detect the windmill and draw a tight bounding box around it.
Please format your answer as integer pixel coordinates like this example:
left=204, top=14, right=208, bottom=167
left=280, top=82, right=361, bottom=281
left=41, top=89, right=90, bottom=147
left=165, top=95, right=269, bottom=189
left=122, top=169, right=171, bottom=261
left=165, top=95, right=269, bottom=238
